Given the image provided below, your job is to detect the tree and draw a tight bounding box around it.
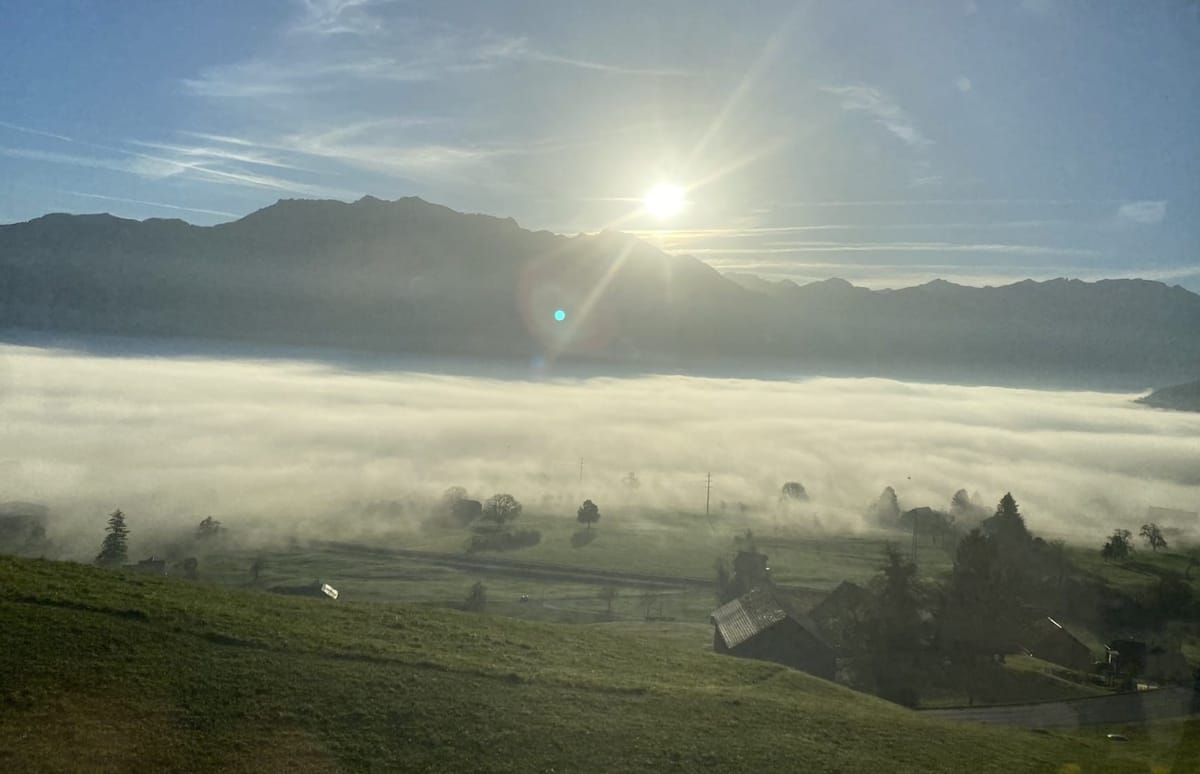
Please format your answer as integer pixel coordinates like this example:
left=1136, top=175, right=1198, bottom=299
left=599, top=585, right=618, bottom=616
left=622, top=472, right=640, bottom=490
left=576, top=499, right=600, bottom=531
left=179, top=557, right=199, bottom=579
left=1101, top=529, right=1133, bottom=562
left=464, top=581, right=487, bottom=612
left=482, top=494, right=522, bottom=527
left=714, top=558, right=733, bottom=604
left=868, top=486, right=901, bottom=525
left=640, top=589, right=662, bottom=620
left=1139, top=523, right=1167, bottom=553
left=441, top=487, right=481, bottom=526
left=442, top=486, right=468, bottom=507
left=196, top=516, right=222, bottom=539
left=95, top=509, right=129, bottom=567
left=780, top=482, right=808, bottom=502
left=982, top=493, right=1030, bottom=550
left=949, top=489, right=988, bottom=523
left=938, top=529, right=1017, bottom=705
left=250, top=555, right=265, bottom=582
left=860, top=545, right=925, bottom=707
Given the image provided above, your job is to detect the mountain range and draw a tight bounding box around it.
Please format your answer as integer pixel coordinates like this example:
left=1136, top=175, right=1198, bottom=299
left=2, top=195, right=1198, bottom=388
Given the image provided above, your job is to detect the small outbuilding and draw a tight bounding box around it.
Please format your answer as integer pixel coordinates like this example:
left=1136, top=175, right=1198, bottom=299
left=710, top=586, right=836, bottom=680
left=133, top=556, right=168, bottom=576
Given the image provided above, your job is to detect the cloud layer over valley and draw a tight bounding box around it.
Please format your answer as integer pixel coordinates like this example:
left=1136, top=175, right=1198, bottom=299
left=2, top=343, right=1197, bottom=557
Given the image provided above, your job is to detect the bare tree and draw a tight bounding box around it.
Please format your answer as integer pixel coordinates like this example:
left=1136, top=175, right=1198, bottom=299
left=1139, top=523, right=1167, bottom=553
left=464, top=581, right=487, bottom=612
left=482, top=494, right=523, bottom=527
left=599, top=586, right=618, bottom=616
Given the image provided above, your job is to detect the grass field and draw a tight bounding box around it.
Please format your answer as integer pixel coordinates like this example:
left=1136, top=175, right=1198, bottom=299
left=386, top=506, right=958, bottom=588
left=3, top=555, right=1199, bottom=773
left=191, top=507, right=957, bottom=621
left=182, top=510, right=958, bottom=658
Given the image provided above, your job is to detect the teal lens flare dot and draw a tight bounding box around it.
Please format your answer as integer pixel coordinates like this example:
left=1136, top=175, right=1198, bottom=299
left=554, top=309, right=566, bottom=322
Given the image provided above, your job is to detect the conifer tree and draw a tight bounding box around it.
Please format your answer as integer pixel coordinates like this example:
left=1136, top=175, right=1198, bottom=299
left=95, top=508, right=129, bottom=567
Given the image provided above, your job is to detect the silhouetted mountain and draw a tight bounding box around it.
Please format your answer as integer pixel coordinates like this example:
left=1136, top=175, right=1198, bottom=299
left=2, top=196, right=1199, bottom=386
left=1137, top=380, right=1200, bottom=412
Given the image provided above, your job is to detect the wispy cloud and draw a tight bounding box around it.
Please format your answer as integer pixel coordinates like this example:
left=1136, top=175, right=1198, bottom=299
left=712, top=260, right=1200, bottom=291
left=778, top=198, right=1105, bottom=208
left=489, top=38, right=690, bottom=77
left=182, top=55, right=439, bottom=97
left=1, top=130, right=348, bottom=199
left=822, top=83, right=931, bottom=148
left=127, top=139, right=318, bottom=173
left=0, top=120, right=74, bottom=143
left=1116, top=200, right=1167, bottom=225
left=182, top=121, right=580, bottom=188
left=185, top=11, right=685, bottom=99
left=0, top=146, right=133, bottom=173
left=58, top=190, right=238, bottom=219
left=291, top=0, right=392, bottom=37
left=680, top=241, right=1095, bottom=257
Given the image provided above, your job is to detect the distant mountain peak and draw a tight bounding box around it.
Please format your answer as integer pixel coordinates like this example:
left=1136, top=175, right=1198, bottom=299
left=4, top=197, right=1200, bottom=387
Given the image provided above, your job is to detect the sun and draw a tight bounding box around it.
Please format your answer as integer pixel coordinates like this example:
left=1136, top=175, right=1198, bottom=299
left=642, top=183, right=686, bottom=218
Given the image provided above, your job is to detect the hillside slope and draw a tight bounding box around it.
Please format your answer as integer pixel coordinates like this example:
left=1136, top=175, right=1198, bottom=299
left=1138, top=379, right=1200, bottom=412
left=0, top=556, right=1193, bottom=772
left=3, top=197, right=1200, bottom=385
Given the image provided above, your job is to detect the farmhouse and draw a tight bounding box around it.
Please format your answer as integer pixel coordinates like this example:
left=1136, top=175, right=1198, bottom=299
left=710, top=586, right=836, bottom=680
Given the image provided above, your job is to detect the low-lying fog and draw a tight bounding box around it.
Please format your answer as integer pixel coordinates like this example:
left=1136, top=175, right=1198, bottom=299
left=2, top=342, right=1197, bottom=557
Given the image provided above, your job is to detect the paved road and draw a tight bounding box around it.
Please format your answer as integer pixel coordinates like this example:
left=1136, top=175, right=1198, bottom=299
left=921, top=687, right=1200, bottom=728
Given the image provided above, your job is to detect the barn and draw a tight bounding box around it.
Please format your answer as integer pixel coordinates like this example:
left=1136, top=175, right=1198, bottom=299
left=710, top=586, right=836, bottom=680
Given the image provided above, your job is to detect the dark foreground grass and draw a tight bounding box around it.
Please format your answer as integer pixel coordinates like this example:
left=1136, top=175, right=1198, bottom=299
left=1, top=556, right=1196, bottom=773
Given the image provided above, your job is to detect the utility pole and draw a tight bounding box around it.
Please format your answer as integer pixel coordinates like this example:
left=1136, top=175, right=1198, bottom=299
left=705, top=472, right=712, bottom=516
left=907, top=475, right=917, bottom=568
left=579, top=457, right=583, bottom=485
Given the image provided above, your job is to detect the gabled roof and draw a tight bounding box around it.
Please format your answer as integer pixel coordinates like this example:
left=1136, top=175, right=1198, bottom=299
left=710, top=586, right=832, bottom=652
left=711, top=587, right=787, bottom=649
left=809, top=580, right=870, bottom=619
left=1023, top=616, right=1091, bottom=651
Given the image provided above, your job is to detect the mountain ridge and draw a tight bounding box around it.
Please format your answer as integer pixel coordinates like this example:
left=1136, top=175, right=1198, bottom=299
left=2, top=196, right=1198, bottom=387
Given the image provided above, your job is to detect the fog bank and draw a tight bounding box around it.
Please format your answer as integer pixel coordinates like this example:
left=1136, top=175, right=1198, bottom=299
left=1, top=343, right=1197, bottom=556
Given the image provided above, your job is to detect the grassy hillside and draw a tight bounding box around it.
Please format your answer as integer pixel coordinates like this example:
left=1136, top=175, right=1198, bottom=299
left=1, top=557, right=1196, bottom=772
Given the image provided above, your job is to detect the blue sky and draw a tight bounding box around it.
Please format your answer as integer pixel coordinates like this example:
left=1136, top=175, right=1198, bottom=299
left=2, top=0, right=1197, bottom=290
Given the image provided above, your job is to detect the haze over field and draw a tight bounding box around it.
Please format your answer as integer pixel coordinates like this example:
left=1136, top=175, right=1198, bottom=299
left=3, top=342, right=1197, bottom=557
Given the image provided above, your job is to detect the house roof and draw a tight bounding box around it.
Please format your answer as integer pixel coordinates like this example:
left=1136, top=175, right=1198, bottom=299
left=1023, top=616, right=1091, bottom=652
left=710, top=586, right=832, bottom=651
left=809, top=580, right=869, bottom=618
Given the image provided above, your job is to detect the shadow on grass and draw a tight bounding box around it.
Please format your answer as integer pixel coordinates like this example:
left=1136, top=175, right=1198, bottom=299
left=570, top=529, right=596, bottom=548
